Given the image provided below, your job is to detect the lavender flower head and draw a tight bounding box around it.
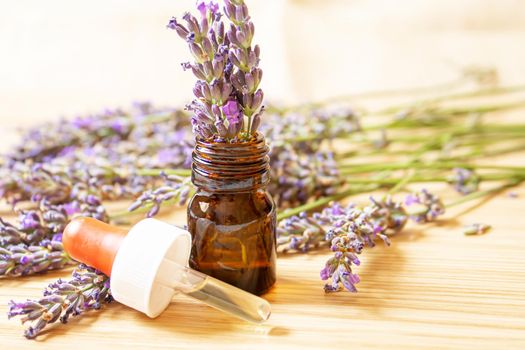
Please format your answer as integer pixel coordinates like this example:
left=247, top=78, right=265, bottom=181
left=277, top=199, right=401, bottom=293
left=7, top=264, right=112, bottom=339
left=448, top=167, right=479, bottom=195
left=168, top=0, right=264, bottom=142
left=405, top=189, right=445, bottom=223
left=368, top=196, right=408, bottom=235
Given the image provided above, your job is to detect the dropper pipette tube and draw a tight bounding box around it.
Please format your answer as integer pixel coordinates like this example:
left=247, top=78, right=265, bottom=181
left=157, top=259, right=271, bottom=323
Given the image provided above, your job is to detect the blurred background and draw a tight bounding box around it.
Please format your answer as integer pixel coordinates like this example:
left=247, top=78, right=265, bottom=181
left=1, top=0, right=524, bottom=133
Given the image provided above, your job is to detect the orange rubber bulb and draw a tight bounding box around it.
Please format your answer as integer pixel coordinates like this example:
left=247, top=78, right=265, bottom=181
left=62, top=217, right=128, bottom=276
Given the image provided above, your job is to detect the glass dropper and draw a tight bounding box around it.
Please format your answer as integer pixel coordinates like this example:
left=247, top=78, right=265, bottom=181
left=157, top=258, right=271, bottom=323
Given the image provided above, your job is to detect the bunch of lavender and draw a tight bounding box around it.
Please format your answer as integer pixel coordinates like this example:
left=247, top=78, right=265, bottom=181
left=277, top=197, right=408, bottom=253
left=277, top=196, right=415, bottom=292
left=1, top=103, right=194, bottom=206
left=0, top=238, right=69, bottom=278
left=0, top=193, right=109, bottom=277
left=278, top=200, right=396, bottom=293
left=168, top=0, right=264, bottom=142
left=321, top=202, right=404, bottom=293
left=0, top=161, right=111, bottom=277
left=261, top=107, right=362, bottom=148
left=0, top=103, right=197, bottom=278
left=269, top=145, right=344, bottom=208
left=7, top=264, right=111, bottom=339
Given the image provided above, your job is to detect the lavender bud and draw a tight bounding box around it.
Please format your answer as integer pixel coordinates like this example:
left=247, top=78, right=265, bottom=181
left=191, top=64, right=207, bottom=80
left=210, top=80, right=222, bottom=102
left=235, top=3, right=249, bottom=23
left=183, top=12, right=201, bottom=36
left=223, top=1, right=236, bottom=21
left=189, top=43, right=205, bottom=63
left=216, top=21, right=225, bottom=43
left=201, top=37, right=214, bottom=59
left=214, top=118, right=228, bottom=137
left=247, top=48, right=258, bottom=68
left=210, top=104, right=221, bottom=119
left=212, top=57, right=225, bottom=79
left=250, top=112, right=262, bottom=134
left=225, top=122, right=236, bottom=139
left=193, top=82, right=205, bottom=99
left=203, top=61, right=214, bottom=79
left=244, top=72, right=255, bottom=92
left=251, top=89, right=264, bottom=111
left=221, top=82, right=232, bottom=103
left=199, top=17, right=209, bottom=35
left=166, top=17, right=190, bottom=40
left=228, top=50, right=242, bottom=70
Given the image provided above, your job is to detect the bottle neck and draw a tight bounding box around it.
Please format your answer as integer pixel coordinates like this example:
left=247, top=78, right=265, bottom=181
left=191, top=133, right=271, bottom=193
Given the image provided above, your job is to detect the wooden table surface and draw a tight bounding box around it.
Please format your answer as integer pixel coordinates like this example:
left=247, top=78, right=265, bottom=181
left=1, top=2, right=525, bottom=346
left=1, top=128, right=525, bottom=349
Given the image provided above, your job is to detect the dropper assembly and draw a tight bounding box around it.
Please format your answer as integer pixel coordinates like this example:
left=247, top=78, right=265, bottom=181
left=62, top=217, right=271, bottom=323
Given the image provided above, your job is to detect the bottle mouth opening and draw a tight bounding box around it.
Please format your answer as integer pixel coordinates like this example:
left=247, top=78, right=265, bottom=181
left=191, top=133, right=270, bottom=192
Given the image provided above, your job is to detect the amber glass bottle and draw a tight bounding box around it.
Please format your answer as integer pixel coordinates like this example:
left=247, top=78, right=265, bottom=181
left=187, top=133, right=276, bottom=295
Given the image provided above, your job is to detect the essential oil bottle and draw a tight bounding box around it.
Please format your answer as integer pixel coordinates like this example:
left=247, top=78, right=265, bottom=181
left=187, top=133, right=276, bottom=295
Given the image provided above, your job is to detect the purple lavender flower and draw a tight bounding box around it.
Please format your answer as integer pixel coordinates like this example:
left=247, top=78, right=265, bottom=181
left=128, top=172, right=194, bottom=217
left=269, top=146, right=344, bottom=208
left=169, top=0, right=264, bottom=142
left=277, top=200, right=397, bottom=292
left=448, top=167, right=479, bottom=195
left=197, top=0, right=219, bottom=18
left=7, top=264, right=112, bottom=339
left=222, top=100, right=242, bottom=124
left=19, top=211, right=40, bottom=230
left=405, top=189, right=445, bottom=223
left=0, top=239, right=73, bottom=277
left=368, top=196, right=408, bottom=235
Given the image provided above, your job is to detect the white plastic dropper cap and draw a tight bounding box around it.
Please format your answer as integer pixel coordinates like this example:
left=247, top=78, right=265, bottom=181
left=110, top=218, right=191, bottom=318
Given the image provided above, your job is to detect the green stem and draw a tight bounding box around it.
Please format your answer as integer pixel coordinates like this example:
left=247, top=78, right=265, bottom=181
left=276, top=185, right=379, bottom=221
left=388, top=171, right=415, bottom=194
left=447, top=143, right=525, bottom=161
left=339, top=162, right=525, bottom=175
left=446, top=180, right=521, bottom=208
left=268, top=79, right=465, bottom=114
left=268, top=83, right=525, bottom=114
left=371, top=85, right=525, bottom=115
left=342, top=173, right=524, bottom=186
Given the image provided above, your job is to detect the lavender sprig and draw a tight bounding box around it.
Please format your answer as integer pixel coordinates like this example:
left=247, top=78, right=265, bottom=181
left=0, top=239, right=72, bottom=277
left=321, top=203, right=390, bottom=293
left=7, top=264, right=112, bottom=339
left=368, top=196, right=408, bottom=234
left=127, top=173, right=193, bottom=217
left=1, top=208, right=70, bottom=277
left=277, top=196, right=408, bottom=292
left=269, top=146, right=344, bottom=208
left=169, top=0, right=264, bottom=141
